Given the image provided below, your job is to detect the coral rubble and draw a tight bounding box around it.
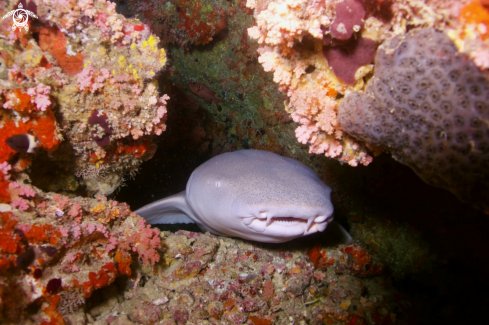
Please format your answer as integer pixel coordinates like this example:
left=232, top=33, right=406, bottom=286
left=0, top=0, right=169, bottom=196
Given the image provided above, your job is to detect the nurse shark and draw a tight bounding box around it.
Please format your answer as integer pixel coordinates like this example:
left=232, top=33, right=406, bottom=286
left=136, top=150, right=350, bottom=243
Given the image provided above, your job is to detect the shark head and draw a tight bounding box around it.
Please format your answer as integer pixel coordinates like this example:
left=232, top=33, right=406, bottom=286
left=185, top=150, right=334, bottom=243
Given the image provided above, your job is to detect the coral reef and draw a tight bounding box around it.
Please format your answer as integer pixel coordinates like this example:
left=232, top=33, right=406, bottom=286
left=115, top=0, right=228, bottom=48
left=0, top=169, right=161, bottom=323
left=245, top=0, right=477, bottom=167
left=83, top=230, right=412, bottom=325
left=0, top=0, right=169, bottom=196
left=114, top=0, right=306, bottom=162
left=247, top=0, right=374, bottom=166
left=246, top=0, right=489, bottom=209
left=0, top=0, right=486, bottom=323
left=338, top=27, right=489, bottom=212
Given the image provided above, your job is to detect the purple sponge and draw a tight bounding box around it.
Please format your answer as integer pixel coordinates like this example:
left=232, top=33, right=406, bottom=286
left=88, top=111, right=113, bottom=146
left=338, top=28, right=489, bottom=211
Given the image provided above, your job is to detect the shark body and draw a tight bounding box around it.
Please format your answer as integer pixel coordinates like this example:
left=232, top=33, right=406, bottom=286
left=136, top=150, right=350, bottom=243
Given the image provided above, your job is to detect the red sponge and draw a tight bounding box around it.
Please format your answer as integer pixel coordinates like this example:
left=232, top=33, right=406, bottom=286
left=330, top=0, right=366, bottom=40
left=323, top=36, right=377, bottom=84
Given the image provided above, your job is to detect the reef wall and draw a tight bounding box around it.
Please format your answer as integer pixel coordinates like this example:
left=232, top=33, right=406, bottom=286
left=1, top=0, right=169, bottom=197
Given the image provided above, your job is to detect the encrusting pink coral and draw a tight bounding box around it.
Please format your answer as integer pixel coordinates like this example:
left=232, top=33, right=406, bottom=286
left=67, top=202, right=82, bottom=218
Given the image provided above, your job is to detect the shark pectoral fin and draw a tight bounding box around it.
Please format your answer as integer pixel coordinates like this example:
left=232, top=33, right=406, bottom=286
left=134, top=191, right=196, bottom=225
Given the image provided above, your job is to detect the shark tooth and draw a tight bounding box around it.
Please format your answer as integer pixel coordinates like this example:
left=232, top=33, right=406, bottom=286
left=266, top=213, right=273, bottom=227
left=305, top=218, right=314, bottom=234
left=314, top=215, right=328, bottom=223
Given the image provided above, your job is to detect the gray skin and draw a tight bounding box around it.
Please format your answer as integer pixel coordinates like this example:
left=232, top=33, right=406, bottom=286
left=136, top=150, right=350, bottom=243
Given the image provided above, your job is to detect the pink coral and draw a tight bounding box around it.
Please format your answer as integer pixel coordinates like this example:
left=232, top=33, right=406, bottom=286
left=96, top=224, right=110, bottom=238
left=106, top=236, right=118, bottom=252
left=247, top=0, right=373, bottom=166
left=72, top=225, right=81, bottom=239
left=471, top=48, right=489, bottom=70
left=66, top=253, right=76, bottom=263
left=83, top=222, right=96, bottom=235
left=68, top=202, right=82, bottom=218
left=8, top=182, right=20, bottom=189
left=11, top=198, right=30, bottom=211
left=0, top=162, right=12, bottom=178
left=37, top=201, right=47, bottom=210
left=79, top=0, right=97, bottom=18
left=54, top=194, right=71, bottom=210
left=18, top=185, right=36, bottom=198
left=119, top=218, right=161, bottom=265
left=60, top=227, right=69, bottom=238
left=27, top=84, right=51, bottom=111
left=289, top=87, right=346, bottom=159
left=76, top=67, right=94, bottom=90
left=153, top=95, right=169, bottom=123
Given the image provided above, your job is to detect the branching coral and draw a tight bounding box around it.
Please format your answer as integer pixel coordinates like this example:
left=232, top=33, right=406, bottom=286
left=246, top=0, right=376, bottom=166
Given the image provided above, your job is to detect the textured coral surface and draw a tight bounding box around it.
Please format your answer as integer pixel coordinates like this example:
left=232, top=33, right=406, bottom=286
left=338, top=27, right=489, bottom=211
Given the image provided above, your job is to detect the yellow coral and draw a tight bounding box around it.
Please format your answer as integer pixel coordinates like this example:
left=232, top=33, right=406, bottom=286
left=118, top=56, right=125, bottom=68
left=90, top=204, right=106, bottom=214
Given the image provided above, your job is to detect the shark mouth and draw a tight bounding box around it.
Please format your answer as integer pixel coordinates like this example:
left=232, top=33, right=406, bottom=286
left=241, top=212, right=330, bottom=235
